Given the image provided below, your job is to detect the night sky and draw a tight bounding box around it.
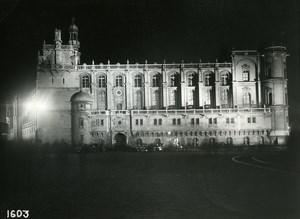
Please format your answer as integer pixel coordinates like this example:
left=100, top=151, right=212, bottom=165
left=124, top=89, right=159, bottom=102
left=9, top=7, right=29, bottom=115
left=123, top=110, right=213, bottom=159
left=0, top=0, right=299, bottom=125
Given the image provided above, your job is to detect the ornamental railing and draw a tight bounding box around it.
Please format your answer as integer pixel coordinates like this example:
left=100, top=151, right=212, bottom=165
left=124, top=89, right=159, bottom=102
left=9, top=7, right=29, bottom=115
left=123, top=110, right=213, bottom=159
left=89, top=108, right=271, bottom=116
left=46, top=62, right=232, bottom=70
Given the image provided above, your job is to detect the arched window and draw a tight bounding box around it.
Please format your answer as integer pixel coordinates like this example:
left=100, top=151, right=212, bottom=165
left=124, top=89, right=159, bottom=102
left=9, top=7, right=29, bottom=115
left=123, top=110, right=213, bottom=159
left=226, top=137, right=233, bottom=145
left=258, top=136, right=264, bottom=145
left=243, top=136, right=250, bottom=145
left=136, top=138, right=142, bottom=147
left=170, top=74, right=176, bottom=87
left=117, top=103, right=122, bottom=110
left=209, top=138, right=216, bottom=145
left=115, top=75, right=123, bottom=87
left=204, top=73, right=212, bottom=86
left=134, top=75, right=142, bottom=87
left=192, top=138, right=199, bottom=147
left=98, top=75, right=106, bottom=88
left=152, top=74, right=160, bottom=87
left=155, top=138, right=161, bottom=146
left=187, top=74, right=194, bottom=86
left=243, top=92, right=251, bottom=106
left=242, top=64, right=250, bottom=81
left=170, top=73, right=180, bottom=87
left=82, top=75, right=90, bottom=88
left=221, top=73, right=229, bottom=86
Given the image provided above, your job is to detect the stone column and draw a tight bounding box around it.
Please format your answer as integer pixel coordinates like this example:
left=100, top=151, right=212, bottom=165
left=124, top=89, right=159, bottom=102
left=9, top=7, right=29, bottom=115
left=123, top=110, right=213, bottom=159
left=215, top=81, right=220, bottom=107
left=125, top=69, right=131, bottom=110
left=144, top=69, right=150, bottom=109
left=162, top=68, right=168, bottom=108
left=198, top=82, right=203, bottom=108
left=106, top=69, right=112, bottom=110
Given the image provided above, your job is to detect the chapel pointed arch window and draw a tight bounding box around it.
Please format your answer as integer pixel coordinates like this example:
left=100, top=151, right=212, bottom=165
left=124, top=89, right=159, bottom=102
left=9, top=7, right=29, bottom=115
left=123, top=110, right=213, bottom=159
left=115, top=75, right=123, bottom=87
left=134, top=75, right=142, bottom=87
left=98, top=75, right=106, bottom=88
left=82, top=74, right=91, bottom=88
left=170, top=73, right=180, bottom=87
left=152, top=74, right=161, bottom=87
left=221, top=72, right=230, bottom=86
left=204, top=72, right=214, bottom=86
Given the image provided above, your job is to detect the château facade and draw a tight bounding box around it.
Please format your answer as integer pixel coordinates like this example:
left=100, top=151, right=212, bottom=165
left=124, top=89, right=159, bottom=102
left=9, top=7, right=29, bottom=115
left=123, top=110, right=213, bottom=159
left=6, top=20, right=290, bottom=148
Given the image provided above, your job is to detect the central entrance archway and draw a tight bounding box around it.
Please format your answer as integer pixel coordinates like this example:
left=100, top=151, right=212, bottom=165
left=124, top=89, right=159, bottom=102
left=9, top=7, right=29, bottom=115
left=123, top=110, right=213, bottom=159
left=114, top=133, right=127, bottom=149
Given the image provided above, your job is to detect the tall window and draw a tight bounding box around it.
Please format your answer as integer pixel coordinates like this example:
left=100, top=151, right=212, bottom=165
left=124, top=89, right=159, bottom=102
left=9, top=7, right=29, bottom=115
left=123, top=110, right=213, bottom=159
left=205, top=89, right=211, bottom=105
left=82, top=75, right=90, bottom=88
left=243, top=92, right=251, bottom=106
left=242, top=64, right=250, bottom=81
left=170, top=90, right=176, bottom=106
left=117, top=103, right=122, bottom=110
left=115, top=75, right=123, bottom=87
left=134, top=75, right=142, bottom=87
left=152, top=90, right=160, bottom=108
left=243, top=70, right=249, bottom=81
left=226, top=137, right=233, bottom=145
left=134, top=91, right=142, bottom=109
left=98, top=91, right=106, bottom=110
left=221, top=73, right=229, bottom=86
left=187, top=89, right=194, bottom=106
left=222, top=89, right=228, bottom=103
left=187, top=74, right=194, bottom=86
left=170, top=74, right=176, bottom=87
left=268, top=92, right=273, bottom=105
left=79, top=118, right=84, bottom=128
left=152, top=74, right=160, bottom=87
left=243, top=137, right=250, bottom=145
left=99, top=75, right=106, bottom=87
left=204, top=73, right=211, bottom=86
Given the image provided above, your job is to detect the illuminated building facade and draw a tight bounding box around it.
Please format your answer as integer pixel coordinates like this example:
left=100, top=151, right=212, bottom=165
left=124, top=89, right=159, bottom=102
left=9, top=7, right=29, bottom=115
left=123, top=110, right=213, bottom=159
left=6, top=20, right=290, bottom=148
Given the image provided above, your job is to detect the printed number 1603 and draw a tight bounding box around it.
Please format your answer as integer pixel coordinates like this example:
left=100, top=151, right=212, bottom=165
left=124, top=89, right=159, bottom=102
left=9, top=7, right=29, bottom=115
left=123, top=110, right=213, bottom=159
left=7, top=210, right=29, bottom=218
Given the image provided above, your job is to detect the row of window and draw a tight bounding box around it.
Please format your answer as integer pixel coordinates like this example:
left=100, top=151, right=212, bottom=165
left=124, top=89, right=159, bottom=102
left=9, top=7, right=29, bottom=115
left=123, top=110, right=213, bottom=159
left=78, top=71, right=238, bottom=88
left=80, top=117, right=257, bottom=128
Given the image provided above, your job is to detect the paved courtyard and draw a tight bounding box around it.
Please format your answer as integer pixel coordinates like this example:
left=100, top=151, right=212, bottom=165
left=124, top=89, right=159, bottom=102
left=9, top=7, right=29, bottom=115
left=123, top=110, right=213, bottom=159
left=2, top=148, right=300, bottom=219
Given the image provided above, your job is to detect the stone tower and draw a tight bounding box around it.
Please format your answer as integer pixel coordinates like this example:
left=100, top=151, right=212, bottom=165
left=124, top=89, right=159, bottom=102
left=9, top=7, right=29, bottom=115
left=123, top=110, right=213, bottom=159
left=70, top=91, right=93, bottom=146
left=263, top=46, right=289, bottom=144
